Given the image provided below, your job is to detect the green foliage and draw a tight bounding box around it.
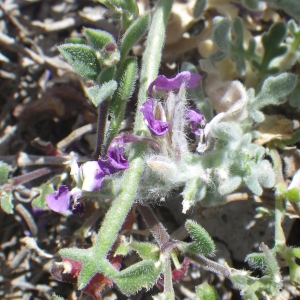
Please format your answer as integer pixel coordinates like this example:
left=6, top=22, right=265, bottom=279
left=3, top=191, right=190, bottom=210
left=242, top=0, right=261, bottom=10
left=209, top=17, right=257, bottom=75
left=58, top=44, right=100, bottom=80
left=0, top=190, right=13, bottom=214
left=0, top=161, right=9, bottom=184
left=289, top=80, right=300, bottom=107
left=32, top=182, right=54, bottom=209
left=195, top=283, right=220, bottom=300
left=193, top=0, right=207, bottom=18
left=51, top=294, right=65, bottom=300
left=86, top=80, right=118, bottom=107
left=99, top=0, right=139, bottom=30
left=84, top=28, right=115, bottom=50
left=185, top=220, right=216, bottom=256
left=113, top=260, right=162, bottom=296
left=265, top=0, right=300, bottom=22
left=120, top=13, right=151, bottom=63
left=249, top=73, right=297, bottom=111
left=252, top=22, right=287, bottom=75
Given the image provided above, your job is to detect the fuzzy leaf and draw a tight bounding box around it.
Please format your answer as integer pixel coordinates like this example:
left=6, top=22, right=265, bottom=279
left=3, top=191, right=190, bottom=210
left=242, top=0, right=261, bottom=10
left=271, top=0, right=300, bottom=23
left=107, top=57, right=138, bottom=144
left=84, top=28, right=116, bottom=50
left=131, top=241, right=160, bottom=261
left=218, top=176, right=242, bottom=195
left=252, top=22, right=287, bottom=75
left=99, top=0, right=139, bottom=30
left=182, top=178, right=207, bottom=214
left=195, top=283, right=220, bottom=300
left=1, top=190, right=13, bottom=214
left=289, top=81, right=300, bottom=107
left=211, top=17, right=231, bottom=53
left=212, top=121, right=243, bottom=141
left=58, top=44, right=100, bottom=80
left=244, top=175, right=263, bottom=195
left=51, top=294, right=65, bottom=300
left=246, top=252, right=267, bottom=270
left=0, top=161, right=9, bottom=184
left=193, top=0, right=207, bottom=18
left=113, top=260, right=162, bottom=296
left=250, top=73, right=297, bottom=110
left=120, top=13, right=150, bottom=62
left=87, top=80, right=118, bottom=107
left=32, top=182, right=54, bottom=209
left=185, top=220, right=215, bottom=256
left=97, top=66, right=116, bottom=84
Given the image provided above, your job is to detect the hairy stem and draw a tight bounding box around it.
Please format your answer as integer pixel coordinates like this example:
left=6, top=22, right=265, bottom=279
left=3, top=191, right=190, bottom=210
left=93, top=99, right=110, bottom=159
left=92, top=0, right=174, bottom=258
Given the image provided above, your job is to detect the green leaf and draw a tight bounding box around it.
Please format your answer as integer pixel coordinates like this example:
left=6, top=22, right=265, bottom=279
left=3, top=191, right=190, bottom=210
left=285, top=187, right=300, bottom=202
left=87, top=80, right=118, bottom=107
left=196, top=283, right=220, bottom=300
left=120, top=13, right=151, bottom=63
left=99, top=0, right=139, bottom=30
left=84, top=28, right=116, bottom=50
left=58, top=44, right=101, bottom=80
left=289, top=81, right=300, bottom=107
left=193, top=0, right=207, bottom=18
left=211, top=17, right=231, bottom=53
left=252, top=22, right=287, bottom=75
left=242, top=0, right=261, bottom=10
left=106, top=57, right=138, bottom=145
left=218, top=176, right=242, bottom=195
left=246, top=252, right=267, bottom=270
left=0, top=161, right=9, bottom=184
left=185, top=220, right=215, bottom=256
left=65, top=37, right=86, bottom=44
left=97, top=66, right=116, bottom=85
left=131, top=241, right=160, bottom=261
left=113, top=260, right=162, bottom=296
left=212, top=121, right=243, bottom=141
left=251, top=73, right=297, bottom=110
left=1, top=190, right=13, bottom=214
left=32, top=182, right=54, bottom=209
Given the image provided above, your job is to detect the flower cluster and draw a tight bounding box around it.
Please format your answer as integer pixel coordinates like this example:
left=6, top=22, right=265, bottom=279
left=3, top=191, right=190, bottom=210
left=140, top=71, right=204, bottom=138
left=46, top=137, right=129, bottom=213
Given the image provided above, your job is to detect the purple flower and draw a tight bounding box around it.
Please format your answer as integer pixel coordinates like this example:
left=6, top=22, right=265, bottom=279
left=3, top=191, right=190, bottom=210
left=140, top=99, right=169, bottom=136
left=186, top=108, right=205, bottom=135
left=148, top=71, right=202, bottom=97
left=99, top=136, right=130, bottom=174
left=45, top=185, right=71, bottom=213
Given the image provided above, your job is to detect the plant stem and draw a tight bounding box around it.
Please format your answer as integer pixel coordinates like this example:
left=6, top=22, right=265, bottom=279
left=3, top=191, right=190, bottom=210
left=93, top=99, right=110, bottom=159
left=134, top=0, right=174, bottom=135
left=138, top=204, right=172, bottom=251
left=92, top=0, right=174, bottom=258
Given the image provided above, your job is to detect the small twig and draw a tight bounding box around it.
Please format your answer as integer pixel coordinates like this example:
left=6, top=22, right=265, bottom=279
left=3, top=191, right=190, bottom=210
left=15, top=204, right=38, bottom=236
left=17, top=152, right=70, bottom=167
left=138, top=204, right=174, bottom=252
left=186, top=253, right=231, bottom=278
left=57, top=123, right=96, bottom=152
left=11, top=167, right=56, bottom=186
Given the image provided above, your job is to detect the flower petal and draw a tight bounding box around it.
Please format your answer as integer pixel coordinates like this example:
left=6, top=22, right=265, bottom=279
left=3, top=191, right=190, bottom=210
left=100, top=137, right=129, bottom=174
left=148, top=71, right=202, bottom=96
left=186, top=108, right=205, bottom=135
left=140, top=99, right=169, bottom=136
left=46, top=185, right=70, bottom=212
left=81, top=161, right=105, bottom=192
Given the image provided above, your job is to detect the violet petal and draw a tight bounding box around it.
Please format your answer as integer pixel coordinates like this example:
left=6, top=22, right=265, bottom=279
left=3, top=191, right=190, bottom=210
left=81, top=161, right=105, bottom=192
left=140, top=99, right=169, bottom=136
left=148, top=71, right=202, bottom=96
left=186, top=108, right=205, bottom=135
left=45, top=185, right=70, bottom=213
left=99, top=137, right=129, bottom=174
